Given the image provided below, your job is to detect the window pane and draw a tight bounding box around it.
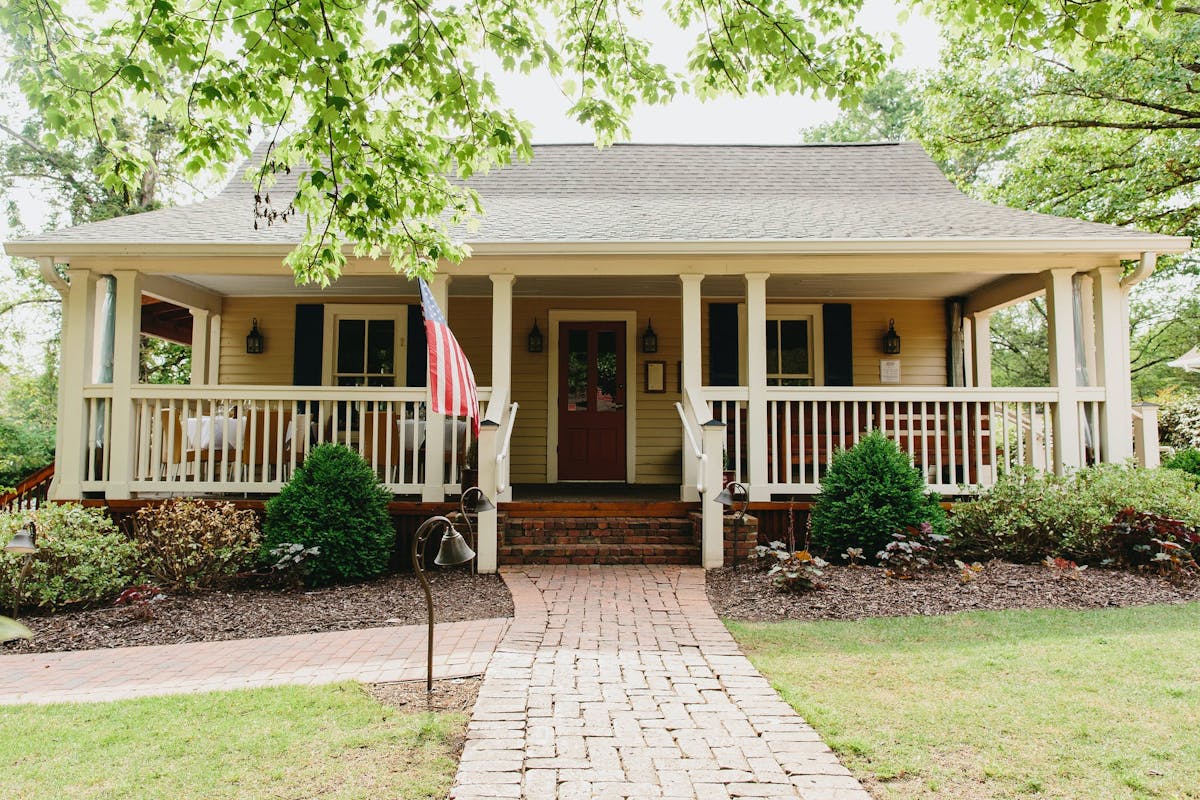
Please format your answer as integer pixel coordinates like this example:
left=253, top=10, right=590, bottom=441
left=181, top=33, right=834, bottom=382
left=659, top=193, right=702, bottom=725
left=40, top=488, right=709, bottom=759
left=566, top=329, right=589, bottom=411
left=596, top=331, right=619, bottom=412
left=337, top=319, right=366, bottom=374
left=366, top=319, right=395, bottom=375
left=779, top=319, right=810, bottom=376
left=765, top=321, right=779, bottom=376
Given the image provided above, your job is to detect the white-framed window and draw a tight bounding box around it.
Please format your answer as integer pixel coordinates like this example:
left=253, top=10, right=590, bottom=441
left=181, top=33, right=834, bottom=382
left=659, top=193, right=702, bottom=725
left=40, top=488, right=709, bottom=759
left=321, top=305, right=408, bottom=387
left=737, top=303, right=825, bottom=386
left=765, top=304, right=822, bottom=386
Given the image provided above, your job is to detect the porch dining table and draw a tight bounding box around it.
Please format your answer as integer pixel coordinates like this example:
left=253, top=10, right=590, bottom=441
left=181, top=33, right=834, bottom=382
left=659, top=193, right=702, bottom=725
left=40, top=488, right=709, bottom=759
left=185, top=415, right=247, bottom=453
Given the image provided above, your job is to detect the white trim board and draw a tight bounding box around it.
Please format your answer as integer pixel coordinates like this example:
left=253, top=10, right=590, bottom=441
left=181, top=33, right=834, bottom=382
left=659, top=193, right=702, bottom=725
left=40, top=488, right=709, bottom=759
left=546, top=309, right=638, bottom=484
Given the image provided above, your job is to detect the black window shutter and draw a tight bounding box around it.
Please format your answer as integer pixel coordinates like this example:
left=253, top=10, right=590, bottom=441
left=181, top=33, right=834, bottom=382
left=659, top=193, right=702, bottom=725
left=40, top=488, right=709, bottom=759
left=407, top=304, right=427, bottom=387
left=823, top=304, right=853, bottom=386
left=293, top=304, right=324, bottom=386
left=709, top=303, right=739, bottom=386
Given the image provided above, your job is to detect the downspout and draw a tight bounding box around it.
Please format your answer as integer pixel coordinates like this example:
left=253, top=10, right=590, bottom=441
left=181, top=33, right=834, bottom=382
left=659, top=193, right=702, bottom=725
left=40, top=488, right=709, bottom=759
left=37, top=258, right=69, bottom=499
left=1120, top=252, right=1156, bottom=289
left=38, top=257, right=69, bottom=295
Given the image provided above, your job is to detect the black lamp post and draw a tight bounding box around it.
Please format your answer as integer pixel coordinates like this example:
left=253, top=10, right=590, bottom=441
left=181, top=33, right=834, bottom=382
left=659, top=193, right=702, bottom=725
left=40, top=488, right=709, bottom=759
left=4, top=522, right=39, bottom=619
left=411, top=512, right=481, bottom=694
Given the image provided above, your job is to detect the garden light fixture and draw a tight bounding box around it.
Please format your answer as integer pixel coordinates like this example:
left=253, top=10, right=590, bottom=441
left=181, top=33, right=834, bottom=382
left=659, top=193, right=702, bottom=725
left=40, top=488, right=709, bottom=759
left=411, top=514, right=478, bottom=695
left=4, top=522, right=39, bottom=619
left=713, top=481, right=749, bottom=522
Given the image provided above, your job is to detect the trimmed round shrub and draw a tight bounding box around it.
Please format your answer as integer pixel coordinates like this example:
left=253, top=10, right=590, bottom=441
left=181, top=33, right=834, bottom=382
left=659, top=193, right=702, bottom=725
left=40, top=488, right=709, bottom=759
left=130, top=499, right=261, bottom=590
left=809, top=430, right=946, bottom=561
left=0, top=504, right=138, bottom=610
left=1165, top=448, right=1200, bottom=480
left=262, top=444, right=395, bottom=586
left=948, top=464, right=1200, bottom=564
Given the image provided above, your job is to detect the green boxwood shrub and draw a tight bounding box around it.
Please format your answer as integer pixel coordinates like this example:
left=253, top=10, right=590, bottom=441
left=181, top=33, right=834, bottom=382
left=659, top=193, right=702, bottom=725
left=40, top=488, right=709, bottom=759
left=948, top=464, right=1200, bottom=564
left=1164, top=448, right=1200, bottom=479
left=809, top=430, right=947, bottom=561
left=0, top=504, right=138, bottom=610
left=262, top=444, right=395, bottom=586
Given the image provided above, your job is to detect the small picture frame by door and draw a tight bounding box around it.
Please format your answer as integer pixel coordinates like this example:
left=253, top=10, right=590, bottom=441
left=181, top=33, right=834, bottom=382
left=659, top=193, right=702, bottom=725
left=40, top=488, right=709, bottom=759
left=645, top=360, right=666, bottom=393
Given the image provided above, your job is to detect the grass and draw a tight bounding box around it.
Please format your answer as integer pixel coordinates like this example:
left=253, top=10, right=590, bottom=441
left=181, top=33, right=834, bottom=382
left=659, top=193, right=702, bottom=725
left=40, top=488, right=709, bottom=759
left=0, top=682, right=466, bottom=800
left=728, top=603, right=1200, bottom=800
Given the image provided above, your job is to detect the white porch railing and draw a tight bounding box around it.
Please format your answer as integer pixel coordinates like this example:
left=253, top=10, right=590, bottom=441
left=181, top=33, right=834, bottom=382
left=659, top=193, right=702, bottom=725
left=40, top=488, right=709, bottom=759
left=701, top=386, right=1108, bottom=496
left=80, top=384, right=490, bottom=496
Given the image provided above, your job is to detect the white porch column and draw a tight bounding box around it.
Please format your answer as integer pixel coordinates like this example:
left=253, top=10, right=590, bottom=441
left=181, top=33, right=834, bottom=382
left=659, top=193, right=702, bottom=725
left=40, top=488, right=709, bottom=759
left=1044, top=268, right=1081, bottom=472
left=489, top=275, right=515, bottom=404
left=475, top=419, right=500, bottom=573
left=107, top=270, right=143, bottom=499
left=745, top=273, right=770, bottom=500
left=50, top=267, right=98, bottom=500
left=189, top=308, right=210, bottom=385
left=1091, top=266, right=1132, bottom=462
left=701, top=419, right=726, bottom=568
left=207, top=314, right=222, bottom=383
left=1133, top=402, right=1160, bottom=468
left=679, top=275, right=704, bottom=501
left=423, top=274, right=451, bottom=501
left=969, top=311, right=993, bottom=388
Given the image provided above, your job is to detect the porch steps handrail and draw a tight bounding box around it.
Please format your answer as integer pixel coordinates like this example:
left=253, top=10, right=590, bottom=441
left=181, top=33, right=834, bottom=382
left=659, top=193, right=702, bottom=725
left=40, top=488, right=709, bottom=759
left=675, top=399, right=708, bottom=494
left=495, top=402, right=519, bottom=494
left=1, top=463, right=56, bottom=512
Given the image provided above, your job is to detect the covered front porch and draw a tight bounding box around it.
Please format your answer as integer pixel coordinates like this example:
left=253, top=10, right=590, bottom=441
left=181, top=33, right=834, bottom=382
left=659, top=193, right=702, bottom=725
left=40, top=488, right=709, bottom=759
left=47, top=254, right=1165, bottom=572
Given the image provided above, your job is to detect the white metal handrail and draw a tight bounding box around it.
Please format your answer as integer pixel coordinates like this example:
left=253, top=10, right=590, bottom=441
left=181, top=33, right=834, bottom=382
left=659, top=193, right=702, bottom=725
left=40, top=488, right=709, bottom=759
left=496, top=402, right=519, bottom=494
left=676, top=400, right=708, bottom=494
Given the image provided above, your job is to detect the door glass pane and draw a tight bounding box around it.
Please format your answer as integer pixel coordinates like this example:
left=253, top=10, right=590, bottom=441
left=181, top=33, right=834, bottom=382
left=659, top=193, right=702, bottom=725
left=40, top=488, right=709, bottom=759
left=366, top=319, right=395, bottom=375
left=566, top=329, right=589, bottom=411
left=779, top=319, right=810, bottom=375
left=596, top=331, right=619, bottom=412
left=337, top=319, right=366, bottom=374
left=765, top=321, right=779, bottom=376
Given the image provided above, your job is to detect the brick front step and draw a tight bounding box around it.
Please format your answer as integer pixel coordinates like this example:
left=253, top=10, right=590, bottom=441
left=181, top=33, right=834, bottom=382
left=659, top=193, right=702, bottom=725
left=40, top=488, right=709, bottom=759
left=502, top=517, right=696, bottom=548
left=499, top=543, right=700, bottom=566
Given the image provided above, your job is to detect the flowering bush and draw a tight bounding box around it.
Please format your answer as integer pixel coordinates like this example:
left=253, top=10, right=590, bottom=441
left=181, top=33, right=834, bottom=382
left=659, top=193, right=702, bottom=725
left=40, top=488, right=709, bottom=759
left=1159, top=394, right=1200, bottom=450
left=130, top=499, right=261, bottom=590
left=0, top=504, right=137, bottom=610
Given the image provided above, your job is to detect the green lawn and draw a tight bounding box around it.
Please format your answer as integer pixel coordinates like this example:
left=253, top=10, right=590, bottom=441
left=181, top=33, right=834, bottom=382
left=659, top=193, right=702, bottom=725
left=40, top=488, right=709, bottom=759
left=0, top=683, right=465, bottom=800
left=728, top=603, right=1200, bottom=800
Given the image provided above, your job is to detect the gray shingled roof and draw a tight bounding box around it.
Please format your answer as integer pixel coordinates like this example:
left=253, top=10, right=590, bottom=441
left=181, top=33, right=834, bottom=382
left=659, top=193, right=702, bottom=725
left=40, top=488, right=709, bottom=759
left=6, top=142, right=1184, bottom=250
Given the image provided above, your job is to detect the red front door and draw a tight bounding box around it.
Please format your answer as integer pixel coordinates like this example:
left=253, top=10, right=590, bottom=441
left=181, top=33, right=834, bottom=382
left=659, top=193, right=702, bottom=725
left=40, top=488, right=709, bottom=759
left=558, top=322, right=626, bottom=481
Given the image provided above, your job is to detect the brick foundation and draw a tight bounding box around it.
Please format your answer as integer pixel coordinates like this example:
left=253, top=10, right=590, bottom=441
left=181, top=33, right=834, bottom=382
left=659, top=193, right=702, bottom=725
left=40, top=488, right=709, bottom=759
left=688, top=511, right=760, bottom=564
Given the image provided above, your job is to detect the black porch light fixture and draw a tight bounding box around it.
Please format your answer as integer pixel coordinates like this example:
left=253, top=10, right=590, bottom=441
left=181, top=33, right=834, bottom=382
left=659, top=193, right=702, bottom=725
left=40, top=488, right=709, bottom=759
left=641, top=318, right=658, bottom=353
left=527, top=319, right=543, bottom=353
left=411, top=511, right=480, bottom=695
left=246, top=318, right=265, bottom=354
left=882, top=318, right=901, bottom=355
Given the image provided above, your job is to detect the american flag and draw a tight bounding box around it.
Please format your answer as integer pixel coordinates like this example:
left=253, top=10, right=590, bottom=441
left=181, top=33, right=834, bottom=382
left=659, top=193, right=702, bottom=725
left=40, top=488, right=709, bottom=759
left=419, top=278, right=479, bottom=435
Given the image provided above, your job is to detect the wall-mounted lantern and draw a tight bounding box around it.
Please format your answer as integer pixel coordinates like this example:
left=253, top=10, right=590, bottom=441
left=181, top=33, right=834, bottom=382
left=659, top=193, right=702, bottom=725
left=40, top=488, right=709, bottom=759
left=882, top=318, right=901, bottom=355
left=246, top=318, right=265, bottom=354
left=527, top=319, right=543, bottom=353
left=641, top=318, right=658, bottom=354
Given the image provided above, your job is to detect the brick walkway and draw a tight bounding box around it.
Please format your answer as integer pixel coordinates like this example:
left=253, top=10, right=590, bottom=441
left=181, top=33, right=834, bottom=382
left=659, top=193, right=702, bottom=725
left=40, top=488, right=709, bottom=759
left=0, top=618, right=509, bottom=705
left=453, top=566, right=868, bottom=800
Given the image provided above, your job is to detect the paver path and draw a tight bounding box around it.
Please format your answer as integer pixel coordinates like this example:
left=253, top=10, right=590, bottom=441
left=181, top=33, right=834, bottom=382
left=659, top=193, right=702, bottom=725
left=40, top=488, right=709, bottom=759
left=452, top=566, right=868, bottom=800
left=0, top=617, right=509, bottom=705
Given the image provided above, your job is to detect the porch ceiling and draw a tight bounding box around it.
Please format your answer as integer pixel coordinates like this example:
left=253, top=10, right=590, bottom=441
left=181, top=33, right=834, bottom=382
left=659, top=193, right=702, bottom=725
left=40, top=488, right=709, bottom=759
left=171, top=272, right=998, bottom=300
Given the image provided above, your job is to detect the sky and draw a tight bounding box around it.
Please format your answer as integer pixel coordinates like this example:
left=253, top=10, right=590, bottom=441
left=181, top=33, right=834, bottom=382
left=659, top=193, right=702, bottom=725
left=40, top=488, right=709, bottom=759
left=490, top=0, right=941, bottom=144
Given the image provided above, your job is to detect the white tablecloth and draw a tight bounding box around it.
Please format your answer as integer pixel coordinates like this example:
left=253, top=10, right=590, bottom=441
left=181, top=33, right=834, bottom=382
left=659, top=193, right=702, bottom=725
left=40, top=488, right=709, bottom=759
left=185, top=416, right=246, bottom=451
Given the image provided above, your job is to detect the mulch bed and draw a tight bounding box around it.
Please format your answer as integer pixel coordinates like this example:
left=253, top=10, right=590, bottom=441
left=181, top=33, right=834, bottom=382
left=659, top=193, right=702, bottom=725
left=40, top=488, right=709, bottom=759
left=707, top=560, right=1200, bottom=622
left=368, top=676, right=482, bottom=714
left=2, top=570, right=514, bottom=655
